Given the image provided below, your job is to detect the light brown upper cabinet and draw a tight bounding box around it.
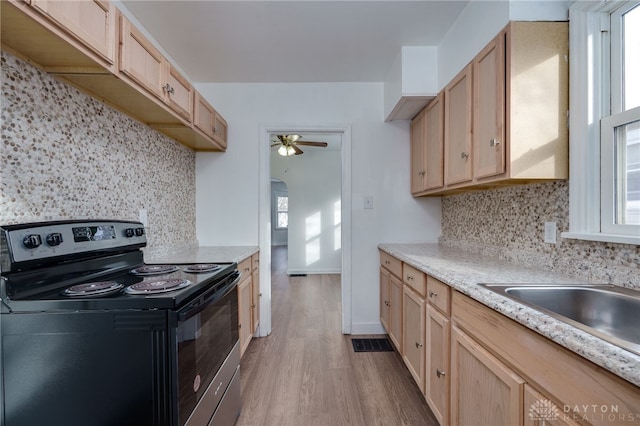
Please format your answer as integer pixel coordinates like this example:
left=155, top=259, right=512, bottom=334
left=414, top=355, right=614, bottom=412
left=410, top=92, right=444, bottom=194
left=410, top=109, right=427, bottom=194
left=194, top=92, right=227, bottom=150
left=444, top=63, right=473, bottom=186
left=1, top=0, right=117, bottom=73
left=31, top=0, right=116, bottom=68
left=1, top=0, right=226, bottom=152
left=165, top=64, right=194, bottom=122
left=413, top=21, right=569, bottom=196
left=473, top=32, right=505, bottom=179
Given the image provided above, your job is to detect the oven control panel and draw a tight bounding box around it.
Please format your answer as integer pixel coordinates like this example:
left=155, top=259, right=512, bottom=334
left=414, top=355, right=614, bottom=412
left=1, top=220, right=147, bottom=267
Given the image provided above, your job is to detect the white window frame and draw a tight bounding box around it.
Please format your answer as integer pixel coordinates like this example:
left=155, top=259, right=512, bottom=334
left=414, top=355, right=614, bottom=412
left=563, top=0, right=640, bottom=244
left=274, top=191, right=288, bottom=230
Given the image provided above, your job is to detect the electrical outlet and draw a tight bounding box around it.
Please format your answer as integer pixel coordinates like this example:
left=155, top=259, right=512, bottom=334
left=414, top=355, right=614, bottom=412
left=544, top=222, right=557, bottom=244
left=139, top=209, right=148, bottom=227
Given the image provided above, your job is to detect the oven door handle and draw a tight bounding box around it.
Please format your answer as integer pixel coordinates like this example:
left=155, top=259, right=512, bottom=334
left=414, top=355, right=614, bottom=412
left=178, top=272, right=240, bottom=321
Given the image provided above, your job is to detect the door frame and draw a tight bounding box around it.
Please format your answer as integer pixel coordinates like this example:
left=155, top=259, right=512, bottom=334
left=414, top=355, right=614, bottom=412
left=258, top=124, right=352, bottom=335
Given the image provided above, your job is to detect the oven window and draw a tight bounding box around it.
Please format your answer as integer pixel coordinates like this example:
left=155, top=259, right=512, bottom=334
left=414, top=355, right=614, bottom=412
left=177, top=285, right=239, bottom=425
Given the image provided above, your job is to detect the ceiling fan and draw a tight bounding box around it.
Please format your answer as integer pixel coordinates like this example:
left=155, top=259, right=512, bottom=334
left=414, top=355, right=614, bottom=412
left=271, top=134, right=328, bottom=156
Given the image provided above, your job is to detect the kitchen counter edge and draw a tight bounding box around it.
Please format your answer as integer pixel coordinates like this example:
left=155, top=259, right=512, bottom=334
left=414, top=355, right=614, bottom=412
left=144, top=245, right=259, bottom=265
left=378, top=243, right=640, bottom=388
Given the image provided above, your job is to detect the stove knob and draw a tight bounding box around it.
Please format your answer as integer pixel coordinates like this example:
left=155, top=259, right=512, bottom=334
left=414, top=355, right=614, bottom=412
left=45, top=232, right=63, bottom=247
left=23, top=234, right=42, bottom=249
left=124, top=228, right=135, bottom=238
left=135, top=227, right=145, bottom=237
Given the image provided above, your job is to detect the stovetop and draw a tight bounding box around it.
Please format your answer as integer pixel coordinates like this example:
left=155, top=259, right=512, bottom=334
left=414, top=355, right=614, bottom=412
left=0, top=219, right=237, bottom=313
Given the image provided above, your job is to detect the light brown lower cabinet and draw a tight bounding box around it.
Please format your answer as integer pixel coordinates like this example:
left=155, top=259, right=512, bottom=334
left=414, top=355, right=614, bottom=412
left=378, top=252, right=640, bottom=426
left=425, top=305, right=450, bottom=426
left=524, top=384, right=581, bottom=426
left=238, top=271, right=253, bottom=356
left=451, top=324, right=525, bottom=426
left=402, top=286, right=425, bottom=393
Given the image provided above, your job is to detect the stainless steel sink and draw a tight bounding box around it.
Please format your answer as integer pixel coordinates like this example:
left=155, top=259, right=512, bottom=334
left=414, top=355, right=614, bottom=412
left=479, top=283, right=640, bottom=356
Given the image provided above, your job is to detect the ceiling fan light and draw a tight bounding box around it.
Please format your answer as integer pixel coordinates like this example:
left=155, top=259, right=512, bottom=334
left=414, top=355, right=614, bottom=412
left=278, top=145, right=296, bottom=156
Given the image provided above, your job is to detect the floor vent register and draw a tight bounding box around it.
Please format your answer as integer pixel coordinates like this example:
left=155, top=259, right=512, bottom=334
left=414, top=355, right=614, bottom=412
left=351, top=338, right=394, bottom=353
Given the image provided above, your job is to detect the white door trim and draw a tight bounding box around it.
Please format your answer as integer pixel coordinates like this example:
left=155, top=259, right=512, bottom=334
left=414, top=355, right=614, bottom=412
left=258, top=124, right=352, bottom=336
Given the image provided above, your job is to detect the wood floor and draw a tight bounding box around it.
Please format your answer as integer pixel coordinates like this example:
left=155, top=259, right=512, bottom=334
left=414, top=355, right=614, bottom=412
left=235, top=246, right=438, bottom=426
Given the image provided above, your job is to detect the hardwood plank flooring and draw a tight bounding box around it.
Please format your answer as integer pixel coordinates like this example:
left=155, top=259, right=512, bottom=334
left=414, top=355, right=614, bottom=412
left=236, top=246, right=438, bottom=426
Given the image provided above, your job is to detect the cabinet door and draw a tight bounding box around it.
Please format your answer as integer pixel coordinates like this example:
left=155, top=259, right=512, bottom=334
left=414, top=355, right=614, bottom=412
left=194, top=92, right=216, bottom=139
left=119, top=15, right=166, bottom=100
left=238, top=274, right=253, bottom=357
left=425, top=305, right=450, bottom=426
left=410, top=109, right=426, bottom=194
left=474, top=32, right=506, bottom=179
left=451, top=325, right=524, bottom=426
left=380, top=267, right=391, bottom=333
left=213, top=112, right=227, bottom=149
left=31, top=0, right=116, bottom=64
left=444, top=63, right=473, bottom=185
left=524, top=385, right=580, bottom=426
left=251, top=264, right=260, bottom=333
left=424, top=92, right=444, bottom=190
left=165, top=64, right=193, bottom=121
left=402, top=287, right=425, bottom=392
left=388, top=273, right=403, bottom=352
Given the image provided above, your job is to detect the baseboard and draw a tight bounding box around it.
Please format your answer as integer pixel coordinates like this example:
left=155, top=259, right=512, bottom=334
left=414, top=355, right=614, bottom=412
left=350, top=322, right=386, bottom=335
left=286, top=268, right=341, bottom=275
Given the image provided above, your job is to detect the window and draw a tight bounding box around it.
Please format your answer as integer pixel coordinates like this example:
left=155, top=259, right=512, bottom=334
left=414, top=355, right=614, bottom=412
left=565, top=0, right=640, bottom=244
left=275, top=194, right=288, bottom=229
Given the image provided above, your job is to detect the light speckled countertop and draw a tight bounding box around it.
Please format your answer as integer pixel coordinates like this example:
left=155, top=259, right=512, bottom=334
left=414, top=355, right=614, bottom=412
left=378, top=243, right=640, bottom=388
left=144, top=245, right=259, bottom=265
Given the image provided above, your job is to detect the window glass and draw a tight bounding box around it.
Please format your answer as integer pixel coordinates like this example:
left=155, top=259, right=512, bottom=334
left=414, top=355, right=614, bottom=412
left=623, top=5, right=640, bottom=110
left=616, top=119, right=640, bottom=225
left=276, top=195, right=288, bottom=229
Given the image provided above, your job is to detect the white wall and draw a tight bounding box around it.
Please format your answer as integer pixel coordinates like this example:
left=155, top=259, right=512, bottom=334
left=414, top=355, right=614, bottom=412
left=195, top=82, right=441, bottom=333
left=272, top=149, right=342, bottom=274
left=437, top=0, right=569, bottom=89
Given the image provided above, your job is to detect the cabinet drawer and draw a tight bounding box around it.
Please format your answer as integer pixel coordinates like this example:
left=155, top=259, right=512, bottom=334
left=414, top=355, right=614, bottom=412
left=427, top=276, right=451, bottom=316
left=403, top=264, right=426, bottom=297
left=379, top=251, right=402, bottom=278
left=238, top=257, right=252, bottom=278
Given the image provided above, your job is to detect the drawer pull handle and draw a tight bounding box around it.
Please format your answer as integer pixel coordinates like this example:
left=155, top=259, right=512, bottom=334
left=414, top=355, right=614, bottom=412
left=407, top=275, right=413, bottom=281
left=429, top=291, right=438, bottom=298
left=490, top=138, right=500, bottom=147
left=436, top=369, right=446, bottom=378
left=460, top=152, right=469, bottom=159
left=415, top=342, right=423, bottom=349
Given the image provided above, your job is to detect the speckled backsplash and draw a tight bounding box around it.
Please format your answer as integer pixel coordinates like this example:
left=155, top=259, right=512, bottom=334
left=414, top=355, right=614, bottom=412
left=0, top=51, right=197, bottom=250
left=440, top=181, right=640, bottom=289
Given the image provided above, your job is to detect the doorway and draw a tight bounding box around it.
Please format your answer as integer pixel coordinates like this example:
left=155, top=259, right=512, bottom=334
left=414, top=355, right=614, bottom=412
left=258, top=125, right=352, bottom=336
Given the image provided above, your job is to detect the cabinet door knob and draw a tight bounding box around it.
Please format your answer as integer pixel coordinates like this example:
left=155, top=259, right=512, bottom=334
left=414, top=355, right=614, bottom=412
left=490, top=138, right=500, bottom=147
left=163, top=83, right=175, bottom=94
left=460, top=152, right=469, bottom=159
left=415, top=342, right=423, bottom=348
left=436, top=369, right=446, bottom=378
left=407, top=275, right=413, bottom=281
left=429, top=291, right=438, bottom=298
left=213, top=127, right=218, bottom=134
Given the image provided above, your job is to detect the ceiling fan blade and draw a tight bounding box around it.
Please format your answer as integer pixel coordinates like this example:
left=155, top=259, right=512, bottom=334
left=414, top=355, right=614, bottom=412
left=292, top=144, right=304, bottom=155
left=295, top=141, right=328, bottom=147
left=270, top=143, right=281, bottom=147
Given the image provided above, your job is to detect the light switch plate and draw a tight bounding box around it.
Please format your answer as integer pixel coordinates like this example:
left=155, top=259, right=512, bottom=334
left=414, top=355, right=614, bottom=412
left=364, top=195, right=374, bottom=209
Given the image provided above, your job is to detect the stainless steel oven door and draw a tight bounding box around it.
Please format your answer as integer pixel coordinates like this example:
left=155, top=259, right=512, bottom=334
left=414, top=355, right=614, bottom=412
left=176, top=272, right=240, bottom=426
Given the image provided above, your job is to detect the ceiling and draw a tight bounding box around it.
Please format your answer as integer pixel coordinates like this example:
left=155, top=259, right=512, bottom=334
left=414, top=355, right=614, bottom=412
left=120, top=0, right=468, bottom=84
